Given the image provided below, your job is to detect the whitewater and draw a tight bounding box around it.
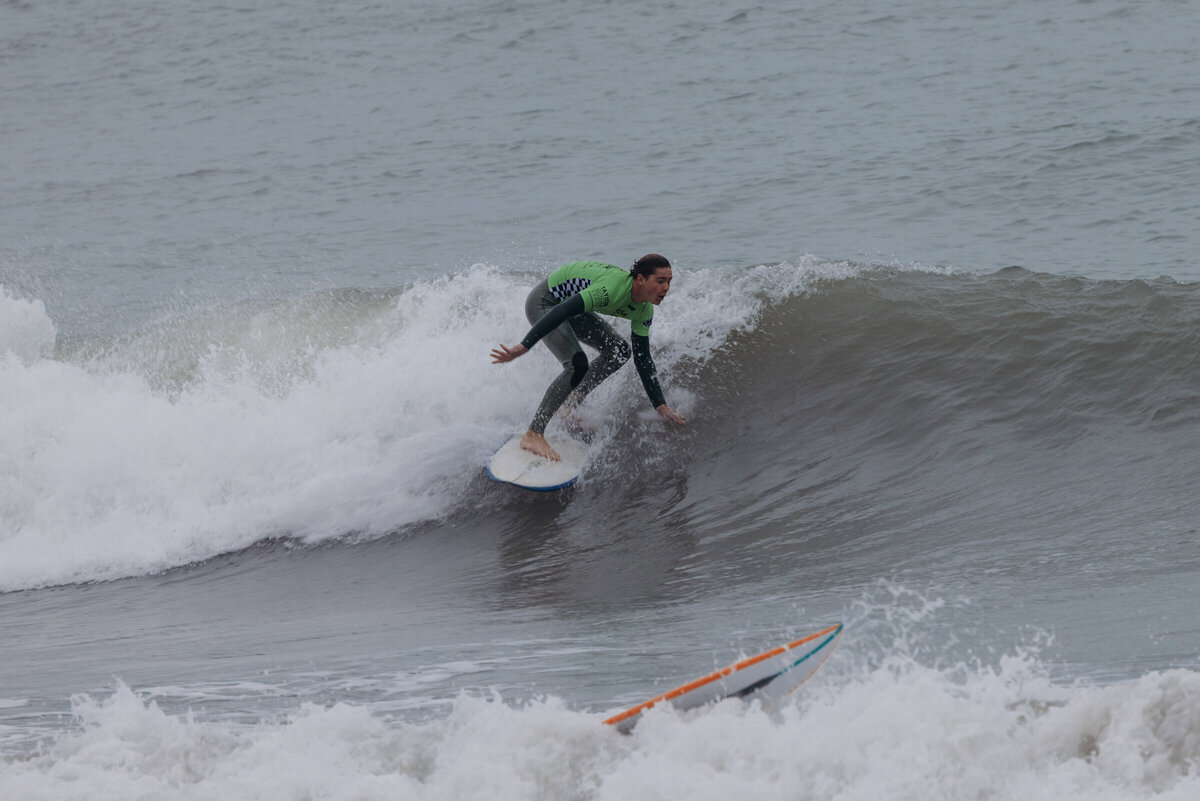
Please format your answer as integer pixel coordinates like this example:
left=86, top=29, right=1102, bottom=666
left=4, top=585, right=1200, bottom=801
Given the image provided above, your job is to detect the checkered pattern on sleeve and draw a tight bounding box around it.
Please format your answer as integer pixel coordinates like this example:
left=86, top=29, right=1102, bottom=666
left=550, top=277, right=592, bottom=301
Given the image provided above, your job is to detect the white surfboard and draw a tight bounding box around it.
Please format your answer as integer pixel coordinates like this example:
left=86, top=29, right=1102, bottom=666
left=486, top=434, right=589, bottom=491
left=603, top=622, right=844, bottom=733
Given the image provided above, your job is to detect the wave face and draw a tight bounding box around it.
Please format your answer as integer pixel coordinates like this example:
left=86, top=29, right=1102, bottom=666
left=2, top=262, right=1198, bottom=591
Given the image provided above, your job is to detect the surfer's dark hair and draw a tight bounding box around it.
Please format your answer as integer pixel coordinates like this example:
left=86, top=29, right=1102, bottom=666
left=630, top=254, right=671, bottom=278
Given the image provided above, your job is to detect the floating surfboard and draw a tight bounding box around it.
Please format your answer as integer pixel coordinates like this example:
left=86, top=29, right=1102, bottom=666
left=486, top=434, right=588, bottom=491
left=603, top=622, right=844, bottom=733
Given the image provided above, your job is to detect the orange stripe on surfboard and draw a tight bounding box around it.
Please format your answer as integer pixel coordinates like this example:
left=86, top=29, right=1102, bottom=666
left=602, top=622, right=842, bottom=728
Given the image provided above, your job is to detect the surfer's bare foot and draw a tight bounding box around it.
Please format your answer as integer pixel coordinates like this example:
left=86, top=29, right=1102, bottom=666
left=520, top=430, right=561, bottom=461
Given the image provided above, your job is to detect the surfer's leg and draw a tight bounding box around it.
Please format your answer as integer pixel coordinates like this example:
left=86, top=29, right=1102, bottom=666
left=567, top=313, right=630, bottom=401
left=524, top=282, right=589, bottom=443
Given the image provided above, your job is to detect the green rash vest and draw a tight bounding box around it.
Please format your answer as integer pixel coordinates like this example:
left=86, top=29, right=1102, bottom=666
left=519, top=261, right=667, bottom=410
left=546, top=261, right=655, bottom=337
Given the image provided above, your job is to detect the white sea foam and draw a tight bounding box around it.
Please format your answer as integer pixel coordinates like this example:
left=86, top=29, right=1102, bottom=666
left=0, top=286, right=56, bottom=364
left=4, top=652, right=1199, bottom=801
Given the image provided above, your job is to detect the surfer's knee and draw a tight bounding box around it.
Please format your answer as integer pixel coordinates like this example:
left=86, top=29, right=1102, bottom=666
left=612, top=339, right=631, bottom=365
left=570, top=352, right=589, bottom=388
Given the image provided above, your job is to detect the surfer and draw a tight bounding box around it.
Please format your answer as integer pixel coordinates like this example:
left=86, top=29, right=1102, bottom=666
left=491, top=254, right=687, bottom=460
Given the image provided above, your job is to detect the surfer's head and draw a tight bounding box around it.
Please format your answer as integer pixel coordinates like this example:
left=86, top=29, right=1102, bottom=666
left=630, top=254, right=671, bottom=278
left=630, top=254, right=673, bottom=305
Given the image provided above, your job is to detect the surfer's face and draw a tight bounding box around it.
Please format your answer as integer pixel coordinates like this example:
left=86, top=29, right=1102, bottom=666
left=634, top=267, right=673, bottom=305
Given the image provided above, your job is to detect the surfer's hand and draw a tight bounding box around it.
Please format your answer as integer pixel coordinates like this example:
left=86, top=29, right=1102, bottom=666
left=491, top=343, right=528, bottom=364
left=657, top=404, right=686, bottom=424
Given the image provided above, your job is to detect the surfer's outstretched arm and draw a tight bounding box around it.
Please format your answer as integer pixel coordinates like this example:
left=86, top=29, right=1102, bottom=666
left=632, top=334, right=686, bottom=424
left=491, top=294, right=586, bottom=364
left=520, top=294, right=585, bottom=349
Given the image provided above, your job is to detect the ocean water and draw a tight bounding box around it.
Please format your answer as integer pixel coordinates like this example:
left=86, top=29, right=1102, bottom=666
left=3, top=0, right=1200, bottom=798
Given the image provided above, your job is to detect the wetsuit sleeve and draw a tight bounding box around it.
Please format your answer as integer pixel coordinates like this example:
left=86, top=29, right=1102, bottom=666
left=631, top=333, right=666, bottom=409
left=520, top=293, right=586, bottom=349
